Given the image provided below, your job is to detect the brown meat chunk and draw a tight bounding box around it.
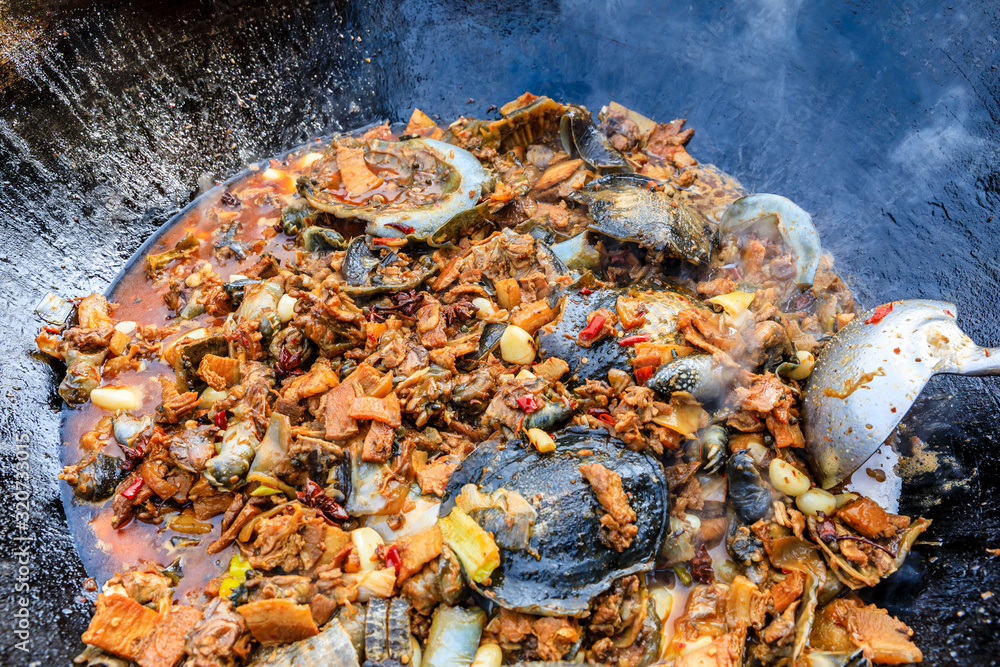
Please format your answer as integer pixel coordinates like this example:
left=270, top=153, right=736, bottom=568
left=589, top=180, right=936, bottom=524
left=324, top=379, right=361, bottom=440
left=188, top=477, right=235, bottom=520
left=337, top=143, right=384, bottom=197
left=156, top=376, right=200, bottom=423
left=395, top=526, right=444, bottom=585
left=486, top=608, right=580, bottom=662
left=247, top=508, right=305, bottom=571
left=579, top=463, right=638, bottom=552
left=837, top=496, right=891, bottom=538
left=236, top=598, right=319, bottom=645
left=198, top=354, right=241, bottom=391
left=362, top=421, right=394, bottom=463
left=697, top=277, right=737, bottom=297
left=81, top=594, right=161, bottom=661
left=275, top=358, right=339, bottom=416
left=676, top=308, right=736, bottom=356
left=738, top=373, right=790, bottom=414
left=812, top=598, right=922, bottom=665
left=532, top=616, right=580, bottom=661
left=413, top=453, right=462, bottom=496
left=183, top=598, right=251, bottom=667
left=770, top=570, right=806, bottom=613
left=416, top=300, right=448, bottom=348
left=136, top=605, right=203, bottom=667
left=349, top=393, right=402, bottom=427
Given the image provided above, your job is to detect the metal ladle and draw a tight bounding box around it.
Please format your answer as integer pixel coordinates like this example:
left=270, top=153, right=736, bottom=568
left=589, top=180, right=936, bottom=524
left=801, top=299, right=1000, bottom=489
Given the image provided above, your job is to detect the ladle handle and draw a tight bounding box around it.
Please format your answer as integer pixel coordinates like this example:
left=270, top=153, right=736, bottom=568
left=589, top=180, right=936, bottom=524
left=951, top=346, right=1000, bottom=376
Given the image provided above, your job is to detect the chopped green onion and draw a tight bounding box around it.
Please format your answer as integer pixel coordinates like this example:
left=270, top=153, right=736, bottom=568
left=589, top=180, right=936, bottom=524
left=438, top=506, right=500, bottom=584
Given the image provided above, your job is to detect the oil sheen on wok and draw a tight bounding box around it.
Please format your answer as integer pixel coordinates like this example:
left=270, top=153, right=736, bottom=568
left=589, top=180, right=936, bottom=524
left=38, top=93, right=928, bottom=667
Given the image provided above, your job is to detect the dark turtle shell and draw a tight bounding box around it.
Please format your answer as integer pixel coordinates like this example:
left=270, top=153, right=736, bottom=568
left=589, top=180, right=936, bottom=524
left=536, top=282, right=702, bottom=387
left=569, top=173, right=715, bottom=265
left=440, top=426, right=670, bottom=617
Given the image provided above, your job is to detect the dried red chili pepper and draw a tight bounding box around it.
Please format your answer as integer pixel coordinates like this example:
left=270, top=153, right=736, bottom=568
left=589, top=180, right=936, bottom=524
left=618, top=334, right=650, bottom=347
left=297, top=478, right=349, bottom=522
left=276, top=347, right=301, bottom=374
left=121, top=477, right=144, bottom=500
left=864, top=302, right=893, bottom=325
left=214, top=411, right=228, bottom=430
left=516, top=395, right=539, bottom=413
left=691, top=544, right=714, bottom=584
left=578, top=315, right=606, bottom=341
left=384, top=544, right=402, bottom=575
left=119, top=430, right=150, bottom=472
left=579, top=287, right=593, bottom=295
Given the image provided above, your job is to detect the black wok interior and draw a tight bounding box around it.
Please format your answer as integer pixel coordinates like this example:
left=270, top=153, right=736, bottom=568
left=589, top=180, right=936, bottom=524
left=1, top=1, right=998, bottom=664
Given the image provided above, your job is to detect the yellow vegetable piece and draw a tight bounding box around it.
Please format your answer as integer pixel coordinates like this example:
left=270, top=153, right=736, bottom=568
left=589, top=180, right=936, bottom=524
left=218, top=553, right=252, bottom=599
left=438, top=507, right=500, bottom=584
left=707, top=291, right=755, bottom=317
left=651, top=398, right=708, bottom=436
left=250, top=485, right=282, bottom=497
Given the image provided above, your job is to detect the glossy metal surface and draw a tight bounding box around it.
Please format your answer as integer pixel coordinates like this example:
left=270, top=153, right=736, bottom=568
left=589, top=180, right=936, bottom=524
left=804, top=300, right=1000, bottom=488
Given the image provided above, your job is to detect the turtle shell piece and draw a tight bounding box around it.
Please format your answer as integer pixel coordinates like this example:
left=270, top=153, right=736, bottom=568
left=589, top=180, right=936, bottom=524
left=570, top=173, right=715, bottom=265
left=440, top=426, right=670, bottom=617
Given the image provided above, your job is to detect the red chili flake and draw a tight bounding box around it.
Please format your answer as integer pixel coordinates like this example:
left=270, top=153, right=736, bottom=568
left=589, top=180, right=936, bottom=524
left=864, top=302, right=893, bottom=325
left=579, top=287, right=593, bottom=295
left=618, top=334, right=650, bottom=347
left=579, top=315, right=607, bottom=341
left=634, top=366, right=655, bottom=385
left=516, top=395, right=539, bottom=413
left=384, top=545, right=402, bottom=575
left=588, top=407, right=617, bottom=426
left=385, top=222, right=415, bottom=235
left=945, top=309, right=955, bottom=317
left=121, top=477, right=144, bottom=500
left=468, top=189, right=475, bottom=198
left=297, top=478, right=349, bottom=522
left=893, top=348, right=901, bottom=355
left=891, top=407, right=897, bottom=413
left=214, top=411, right=228, bottom=430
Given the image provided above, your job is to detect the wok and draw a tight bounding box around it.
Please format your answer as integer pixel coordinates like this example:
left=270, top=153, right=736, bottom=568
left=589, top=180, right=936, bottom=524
left=1, top=0, right=998, bottom=664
